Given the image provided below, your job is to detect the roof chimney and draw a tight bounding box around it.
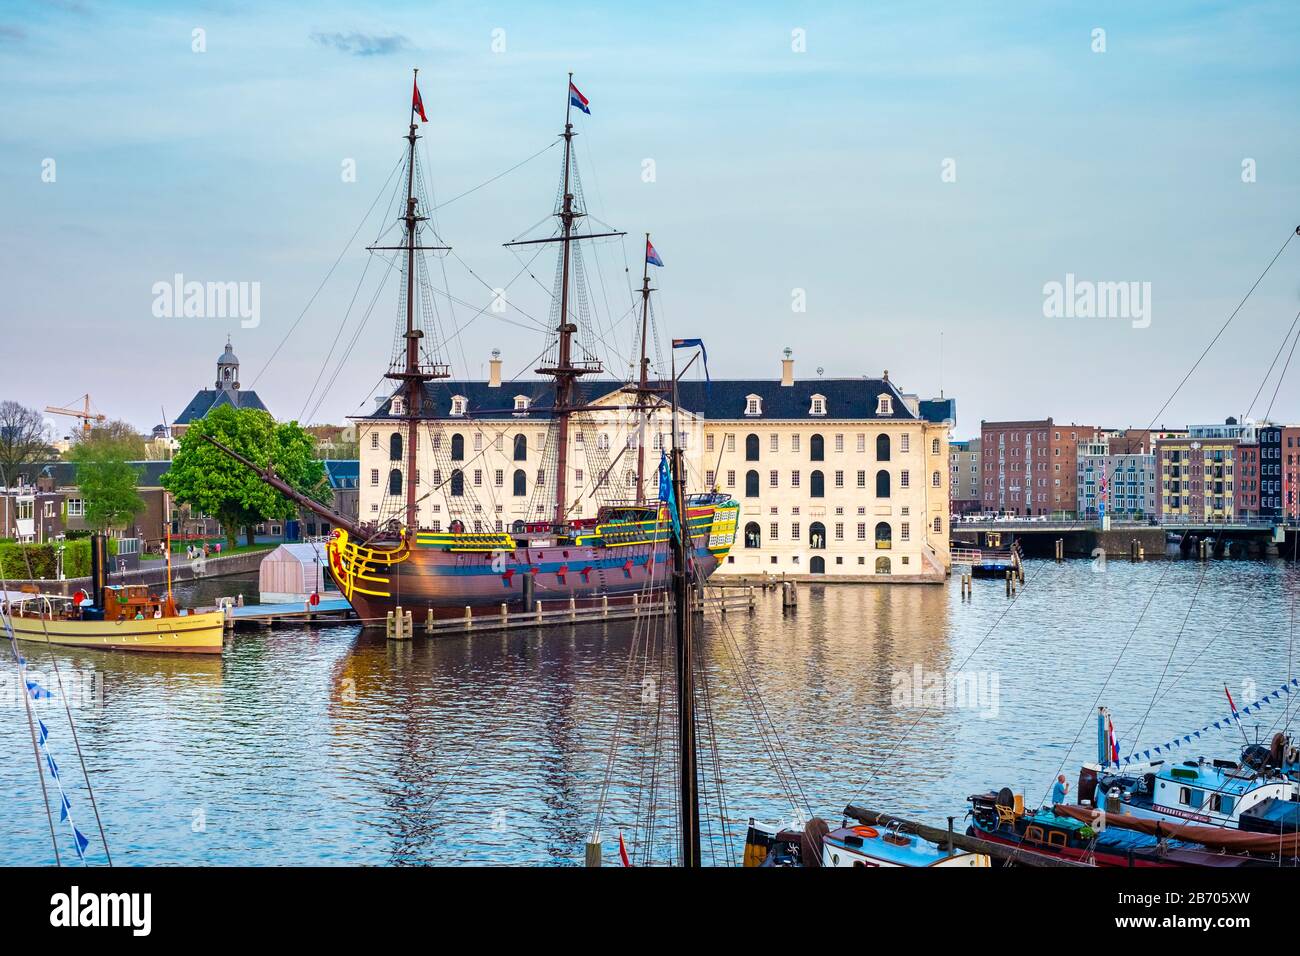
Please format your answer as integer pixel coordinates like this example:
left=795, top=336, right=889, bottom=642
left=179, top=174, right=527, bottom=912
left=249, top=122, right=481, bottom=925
left=488, top=349, right=502, bottom=388
left=780, top=348, right=794, bottom=387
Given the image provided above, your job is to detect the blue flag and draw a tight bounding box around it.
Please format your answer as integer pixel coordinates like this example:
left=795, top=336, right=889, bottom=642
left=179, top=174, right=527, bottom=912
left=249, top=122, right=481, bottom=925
left=658, top=452, right=682, bottom=543
left=671, top=338, right=709, bottom=382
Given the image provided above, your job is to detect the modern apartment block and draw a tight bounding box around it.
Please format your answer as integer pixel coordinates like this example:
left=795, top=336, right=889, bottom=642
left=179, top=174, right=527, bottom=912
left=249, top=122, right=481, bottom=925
left=1156, top=420, right=1258, bottom=521
left=1076, top=438, right=1159, bottom=519
left=979, top=419, right=1099, bottom=516
left=949, top=438, right=981, bottom=514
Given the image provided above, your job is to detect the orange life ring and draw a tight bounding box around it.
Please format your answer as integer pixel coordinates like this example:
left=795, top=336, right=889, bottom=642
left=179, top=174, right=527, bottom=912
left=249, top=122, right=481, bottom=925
left=851, top=825, right=879, bottom=839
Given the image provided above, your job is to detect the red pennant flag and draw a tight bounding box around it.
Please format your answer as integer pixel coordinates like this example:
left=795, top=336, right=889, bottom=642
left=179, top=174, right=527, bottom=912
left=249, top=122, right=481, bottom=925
left=412, top=76, right=428, bottom=122
left=618, top=831, right=631, bottom=867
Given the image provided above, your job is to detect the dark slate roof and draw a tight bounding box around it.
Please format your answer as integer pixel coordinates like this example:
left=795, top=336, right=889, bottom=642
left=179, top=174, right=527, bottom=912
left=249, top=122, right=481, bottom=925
left=324, top=459, right=359, bottom=490
left=7, top=460, right=171, bottom=489
left=174, top=389, right=269, bottom=425
left=360, top=378, right=924, bottom=422
left=918, top=397, right=956, bottom=425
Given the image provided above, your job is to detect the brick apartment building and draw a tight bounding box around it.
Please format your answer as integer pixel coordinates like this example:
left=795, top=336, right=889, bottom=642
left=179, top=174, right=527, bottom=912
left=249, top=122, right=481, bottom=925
left=980, top=419, right=1099, bottom=516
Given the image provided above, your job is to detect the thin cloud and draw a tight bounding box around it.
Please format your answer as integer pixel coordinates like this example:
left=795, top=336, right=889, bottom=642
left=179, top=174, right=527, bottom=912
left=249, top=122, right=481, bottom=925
left=0, top=24, right=26, bottom=42
left=310, top=30, right=410, bottom=57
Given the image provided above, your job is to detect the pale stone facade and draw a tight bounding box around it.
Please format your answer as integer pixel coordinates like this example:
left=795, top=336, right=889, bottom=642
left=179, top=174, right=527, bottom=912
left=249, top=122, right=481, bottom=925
left=355, top=358, right=952, bottom=582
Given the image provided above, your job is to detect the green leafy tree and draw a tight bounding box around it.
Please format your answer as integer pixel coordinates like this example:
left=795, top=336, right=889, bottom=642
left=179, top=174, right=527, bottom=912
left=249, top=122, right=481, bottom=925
left=70, top=434, right=145, bottom=532
left=162, top=405, right=328, bottom=548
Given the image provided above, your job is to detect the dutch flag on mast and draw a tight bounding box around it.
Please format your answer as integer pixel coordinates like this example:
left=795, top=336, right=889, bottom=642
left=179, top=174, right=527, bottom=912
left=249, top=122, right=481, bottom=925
left=569, top=80, right=590, bottom=115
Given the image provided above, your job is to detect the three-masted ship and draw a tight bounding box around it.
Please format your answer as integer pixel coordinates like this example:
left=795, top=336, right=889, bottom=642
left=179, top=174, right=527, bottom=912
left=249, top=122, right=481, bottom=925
left=210, top=72, right=738, bottom=625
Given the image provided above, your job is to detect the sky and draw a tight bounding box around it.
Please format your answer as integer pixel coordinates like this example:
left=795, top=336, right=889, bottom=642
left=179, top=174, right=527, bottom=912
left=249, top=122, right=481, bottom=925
left=2, top=0, right=1299, bottom=440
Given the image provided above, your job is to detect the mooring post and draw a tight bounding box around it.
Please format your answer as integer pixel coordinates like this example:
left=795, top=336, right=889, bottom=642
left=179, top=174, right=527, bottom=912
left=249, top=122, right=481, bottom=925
left=427, top=608, right=434, bottom=636
left=633, top=593, right=639, bottom=616
left=601, top=594, right=608, bottom=618
left=500, top=602, right=509, bottom=626
left=536, top=600, right=543, bottom=624
left=464, top=605, right=472, bottom=631
left=385, top=609, right=394, bottom=638
left=585, top=831, right=602, bottom=868
left=748, top=586, right=755, bottom=612
left=569, top=595, right=576, bottom=621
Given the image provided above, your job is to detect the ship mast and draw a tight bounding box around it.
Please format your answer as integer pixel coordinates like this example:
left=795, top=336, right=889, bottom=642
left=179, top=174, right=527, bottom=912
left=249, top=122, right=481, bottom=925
left=634, top=234, right=653, bottom=504
left=372, top=68, right=450, bottom=532
left=505, top=73, right=624, bottom=528
left=669, top=352, right=701, bottom=866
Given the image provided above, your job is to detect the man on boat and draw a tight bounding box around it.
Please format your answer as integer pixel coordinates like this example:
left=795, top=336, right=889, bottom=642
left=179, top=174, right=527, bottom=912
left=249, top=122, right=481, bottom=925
left=1051, top=774, right=1069, bottom=806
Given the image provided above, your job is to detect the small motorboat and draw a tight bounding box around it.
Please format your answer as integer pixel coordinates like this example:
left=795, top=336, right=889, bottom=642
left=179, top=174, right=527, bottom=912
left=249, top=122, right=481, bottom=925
left=743, top=817, right=989, bottom=868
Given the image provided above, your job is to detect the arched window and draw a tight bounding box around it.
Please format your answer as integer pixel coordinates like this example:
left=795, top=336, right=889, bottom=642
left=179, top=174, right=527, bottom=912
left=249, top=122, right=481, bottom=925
left=876, top=469, right=891, bottom=498
left=876, top=434, right=890, bottom=461
left=513, top=434, right=527, bottom=461
left=810, top=433, right=824, bottom=461
left=745, top=470, right=760, bottom=498
left=512, top=469, right=527, bottom=496
left=875, top=522, right=892, bottom=549
left=745, top=434, right=760, bottom=461
left=810, top=555, right=826, bottom=574
left=388, top=469, right=402, bottom=496
left=451, top=433, right=465, bottom=461
left=389, top=433, right=403, bottom=461
left=744, top=522, right=761, bottom=549
left=931, top=437, right=941, bottom=455
left=597, top=433, right=610, bottom=451
left=809, top=521, right=826, bottom=549
left=511, top=519, right=527, bottom=534
left=932, top=470, right=941, bottom=488
left=450, top=469, right=465, bottom=497
left=875, top=556, right=892, bottom=575
left=810, top=470, right=825, bottom=498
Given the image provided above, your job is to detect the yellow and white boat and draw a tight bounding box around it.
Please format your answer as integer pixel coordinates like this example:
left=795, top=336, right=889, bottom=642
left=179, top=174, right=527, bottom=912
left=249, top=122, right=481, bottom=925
left=4, top=586, right=224, bottom=655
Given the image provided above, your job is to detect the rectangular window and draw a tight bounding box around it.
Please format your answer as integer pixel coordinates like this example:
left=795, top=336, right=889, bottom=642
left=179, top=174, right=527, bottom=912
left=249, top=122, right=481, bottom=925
left=726, top=470, right=736, bottom=487
left=371, top=432, right=379, bottom=449
left=901, top=522, right=910, bottom=541
left=835, top=434, right=844, bottom=453
left=474, top=433, right=483, bottom=452
left=706, top=470, right=715, bottom=487
left=900, top=434, right=910, bottom=453
left=857, top=434, right=866, bottom=453
left=370, top=469, right=379, bottom=486
left=707, top=434, right=715, bottom=452
left=900, top=470, right=910, bottom=488
left=474, top=469, right=483, bottom=487
left=791, top=522, right=800, bottom=540
left=834, top=522, right=844, bottom=540
left=834, top=470, right=844, bottom=488
left=67, top=498, right=84, bottom=517
left=769, top=434, right=779, bottom=452
left=791, top=435, right=801, bottom=453
left=769, top=470, right=779, bottom=488
left=857, top=470, right=866, bottom=488
left=495, top=469, right=504, bottom=487
left=573, top=469, right=583, bottom=484
left=725, top=435, right=735, bottom=453
left=791, top=470, right=801, bottom=488
left=769, top=522, right=779, bottom=541
left=857, top=523, right=866, bottom=540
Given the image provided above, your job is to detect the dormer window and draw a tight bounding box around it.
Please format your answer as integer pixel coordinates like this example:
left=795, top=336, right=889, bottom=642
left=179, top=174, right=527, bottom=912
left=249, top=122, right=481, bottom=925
left=390, top=396, right=405, bottom=416
left=744, top=394, right=762, bottom=417
left=450, top=395, right=467, bottom=417
left=513, top=395, right=530, bottom=416
left=809, top=394, right=827, bottom=416
left=876, top=394, right=893, bottom=416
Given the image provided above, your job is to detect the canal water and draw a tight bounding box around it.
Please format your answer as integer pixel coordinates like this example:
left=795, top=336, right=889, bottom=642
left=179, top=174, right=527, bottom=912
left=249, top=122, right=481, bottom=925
left=3, top=557, right=1299, bottom=866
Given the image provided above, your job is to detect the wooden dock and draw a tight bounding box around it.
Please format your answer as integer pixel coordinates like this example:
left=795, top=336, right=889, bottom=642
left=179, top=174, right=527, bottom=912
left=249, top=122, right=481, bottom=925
left=214, top=587, right=760, bottom=636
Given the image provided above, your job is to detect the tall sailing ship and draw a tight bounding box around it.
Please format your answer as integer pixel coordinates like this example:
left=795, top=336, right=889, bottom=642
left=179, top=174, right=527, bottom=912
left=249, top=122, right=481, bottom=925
left=210, top=72, right=738, bottom=625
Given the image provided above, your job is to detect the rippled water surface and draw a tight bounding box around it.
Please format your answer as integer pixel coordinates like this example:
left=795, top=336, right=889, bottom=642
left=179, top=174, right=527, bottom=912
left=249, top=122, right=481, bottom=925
left=4, top=558, right=1300, bottom=866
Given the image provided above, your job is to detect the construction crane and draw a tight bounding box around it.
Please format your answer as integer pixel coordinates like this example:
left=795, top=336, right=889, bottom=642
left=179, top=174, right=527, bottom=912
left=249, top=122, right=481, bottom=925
left=45, top=394, right=107, bottom=436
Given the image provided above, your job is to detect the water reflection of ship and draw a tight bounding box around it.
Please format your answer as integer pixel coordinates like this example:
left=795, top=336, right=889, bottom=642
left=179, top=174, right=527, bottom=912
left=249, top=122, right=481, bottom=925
left=327, top=626, right=594, bottom=863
